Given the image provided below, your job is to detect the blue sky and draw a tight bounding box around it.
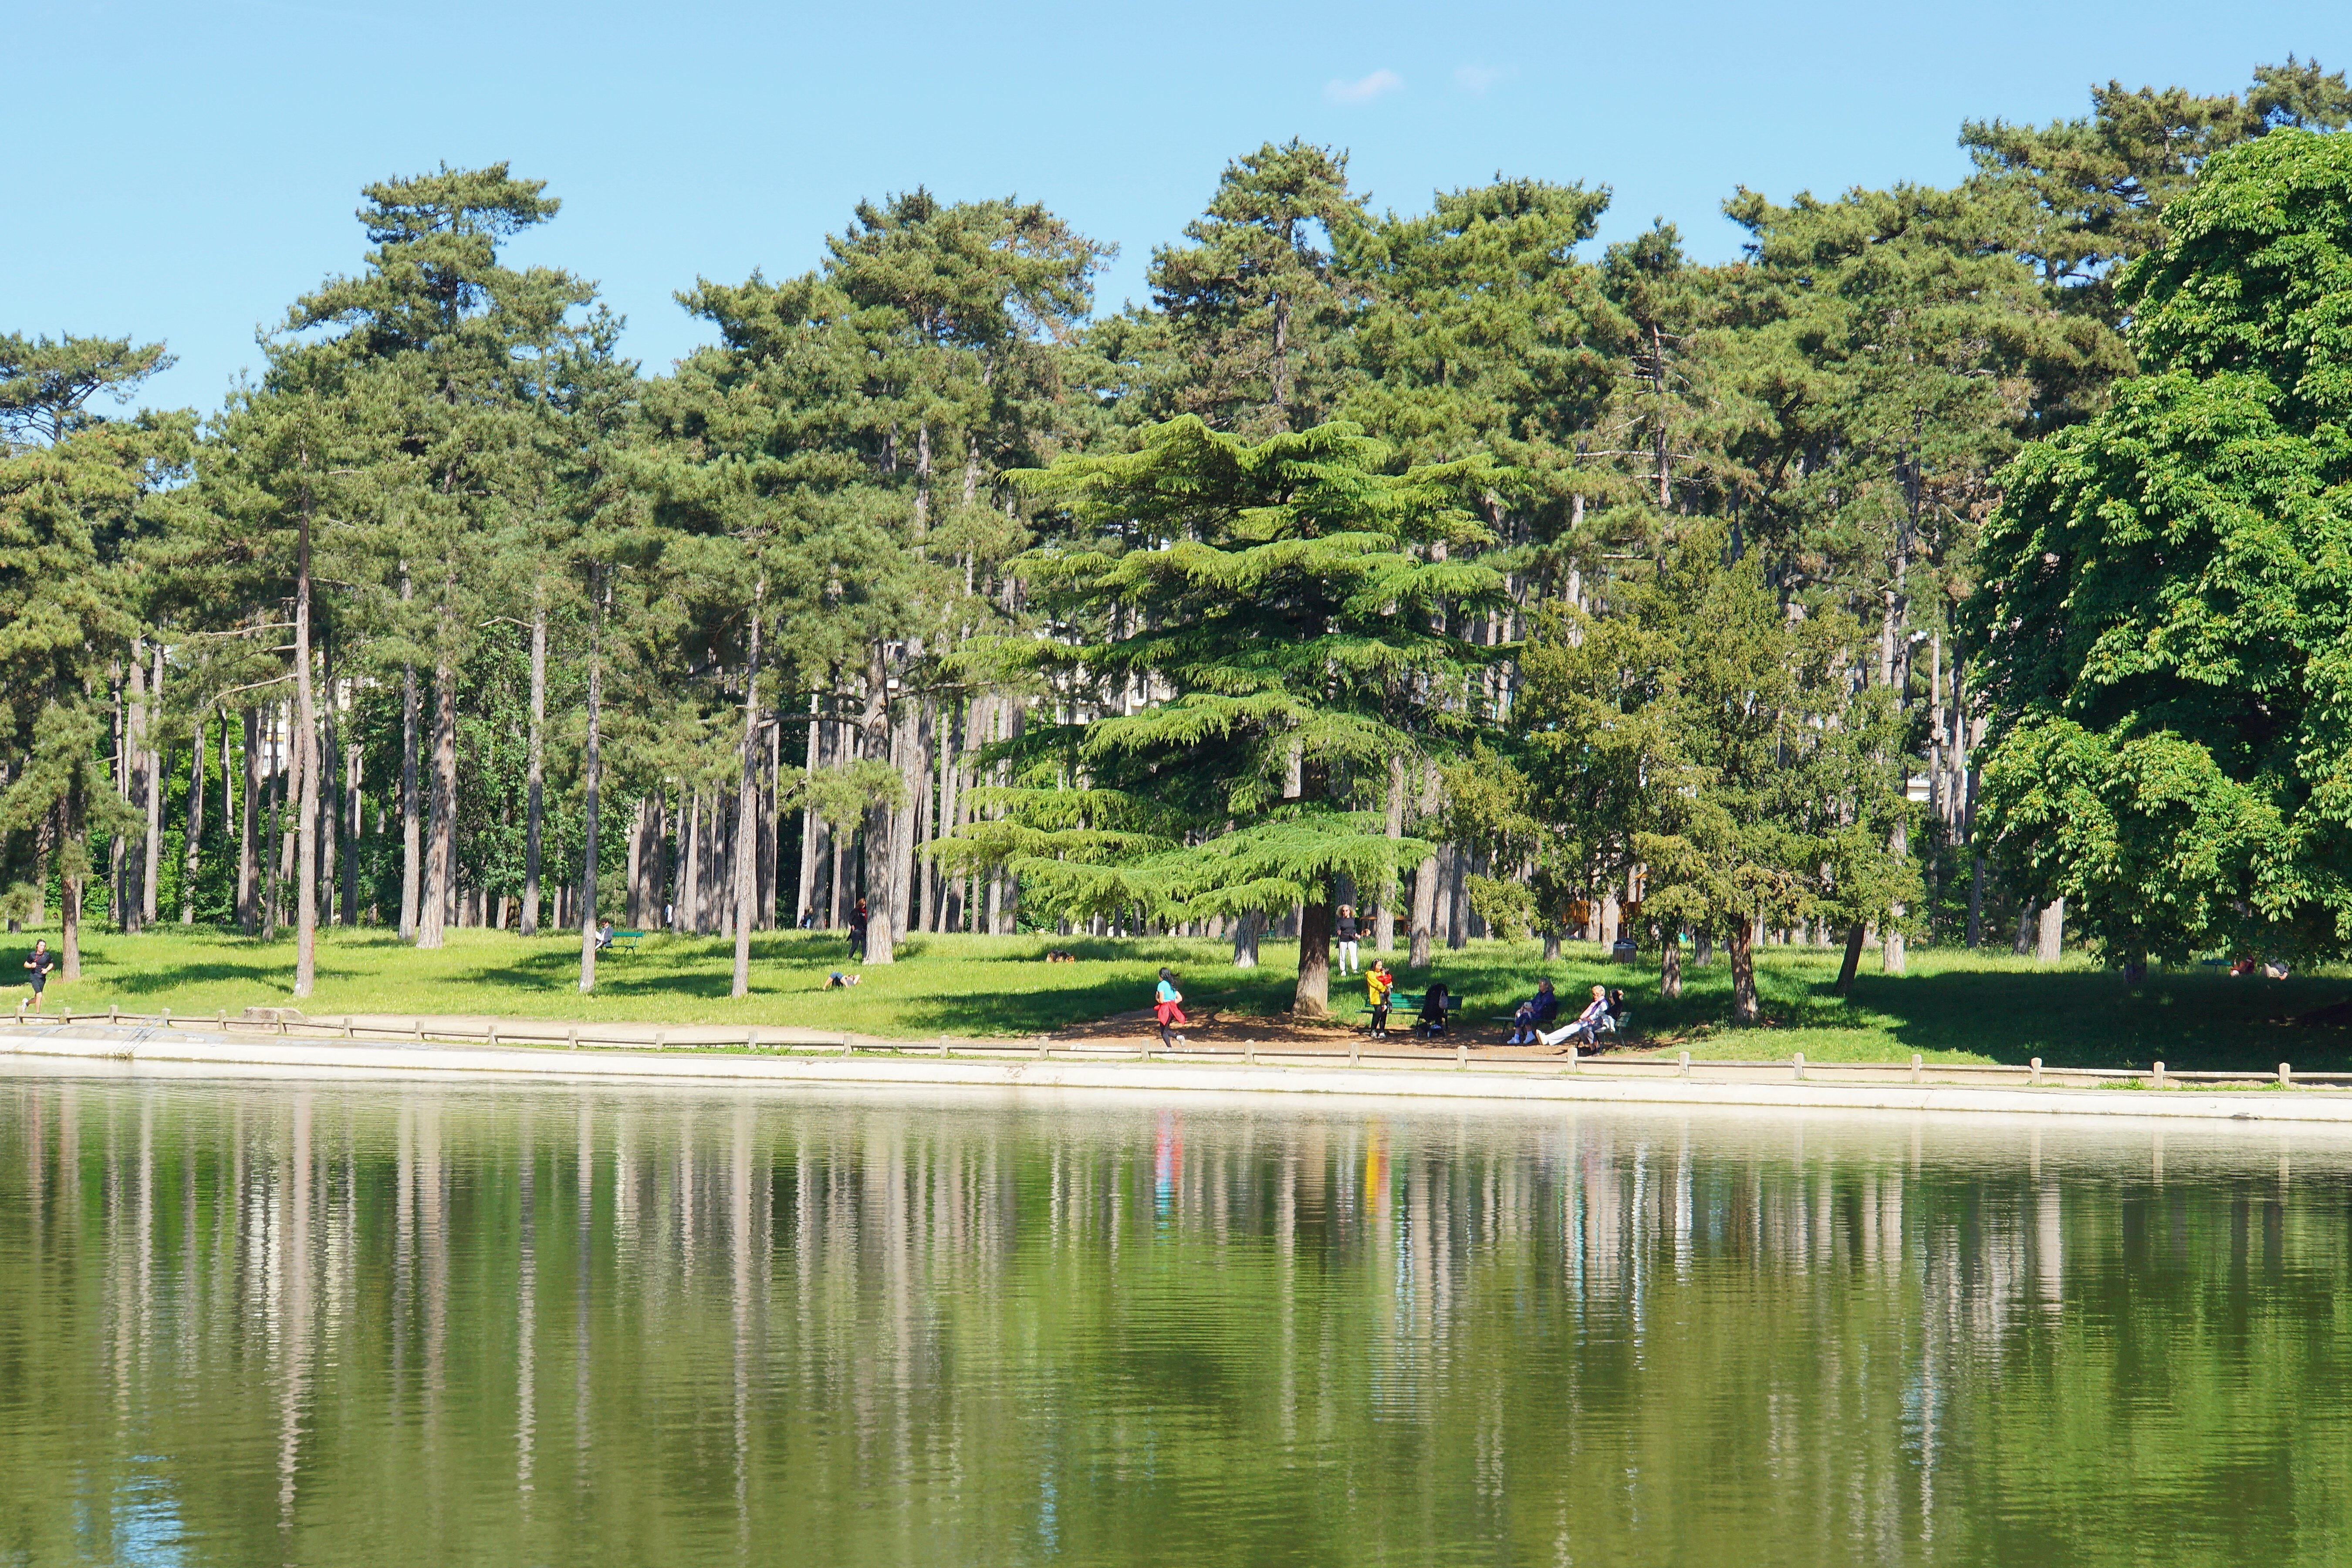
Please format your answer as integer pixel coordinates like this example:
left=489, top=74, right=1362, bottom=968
left=11, top=0, right=2346, bottom=414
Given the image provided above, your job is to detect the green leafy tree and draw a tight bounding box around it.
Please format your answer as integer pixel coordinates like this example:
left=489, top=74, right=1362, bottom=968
left=1967, top=127, right=2352, bottom=965
left=963, top=417, right=1502, bottom=1014
left=0, top=334, right=191, bottom=977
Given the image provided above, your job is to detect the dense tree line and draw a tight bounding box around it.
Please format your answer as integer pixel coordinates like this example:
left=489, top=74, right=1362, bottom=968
left=3, top=59, right=2345, bottom=1017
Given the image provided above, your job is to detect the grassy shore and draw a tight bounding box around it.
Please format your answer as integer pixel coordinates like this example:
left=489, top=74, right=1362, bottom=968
left=6, top=923, right=2349, bottom=1071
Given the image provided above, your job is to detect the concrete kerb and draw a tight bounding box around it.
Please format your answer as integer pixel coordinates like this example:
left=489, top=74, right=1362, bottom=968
left=9, top=1018, right=2352, bottom=1126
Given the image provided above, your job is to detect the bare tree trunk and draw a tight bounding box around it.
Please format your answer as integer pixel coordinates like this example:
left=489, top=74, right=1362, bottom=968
left=2036, top=898, right=2065, bottom=965
left=578, top=568, right=606, bottom=992
left=1293, top=892, right=1333, bottom=1015
left=523, top=588, right=546, bottom=936
left=733, top=578, right=764, bottom=998
left=1728, top=918, right=1760, bottom=1024
left=239, top=707, right=259, bottom=936
left=181, top=709, right=205, bottom=925
left=294, top=490, right=319, bottom=999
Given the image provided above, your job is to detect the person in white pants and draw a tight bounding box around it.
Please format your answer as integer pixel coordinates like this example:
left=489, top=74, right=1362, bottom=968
left=1335, top=905, right=1361, bottom=976
left=1538, top=985, right=1610, bottom=1049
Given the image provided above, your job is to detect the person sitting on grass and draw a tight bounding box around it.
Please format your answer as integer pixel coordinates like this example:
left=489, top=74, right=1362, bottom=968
left=1505, top=978, right=1559, bottom=1044
left=1536, top=985, right=1610, bottom=1051
left=1366, top=960, right=1396, bottom=1037
left=1153, top=967, right=1189, bottom=1048
left=1415, top=982, right=1450, bottom=1039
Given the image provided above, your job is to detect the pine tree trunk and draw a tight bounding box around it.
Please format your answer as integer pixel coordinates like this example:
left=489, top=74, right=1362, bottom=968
left=318, top=636, right=337, bottom=928
left=1881, top=816, right=1908, bottom=975
left=733, top=578, right=764, bottom=998
left=1834, top=921, right=1867, bottom=995
left=1293, top=893, right=1333, bottom=1015
left=142, top=640, right=162, bottom=926
left=418, top=653, right=455, bottom=950
left=1728, top=919, right=1760, bottom=1024
left=123, top=645, right=146, bottom=934
left=60, top=789, right=83, bottom=981
left=293, top=491, right=319, bottom=1000
left=342, top=716, right=361, bottom=928
left=797, top=692, right=822, bottom=925
left=1231, top=910, right=1261, bottom=968
left=1376, top=755, right=1403, bottom=953
left=239, top=708, right=258, bottom=935
left=1409, top=852, right=1436, bottom=969
left=523, top=589, right=546, bottom=936
left=398, top=567, right=420, bottom=941
left=578, top=570, right=605, bottom=992
left=181, top=710, right=205, bottom=925
left=762, top=709, right=781, bottom=930
left=862, top=642, right=896, bottom=965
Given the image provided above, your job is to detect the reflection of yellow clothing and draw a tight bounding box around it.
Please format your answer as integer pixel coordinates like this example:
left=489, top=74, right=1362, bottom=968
left=1367, top=972, right=1393, bottom=1006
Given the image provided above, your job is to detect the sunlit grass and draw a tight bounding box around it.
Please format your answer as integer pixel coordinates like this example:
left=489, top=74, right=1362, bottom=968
left=5, top=921, right=2349, bottom=1070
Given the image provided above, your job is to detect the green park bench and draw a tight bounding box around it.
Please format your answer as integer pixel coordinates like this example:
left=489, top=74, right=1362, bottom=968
left=610, top=929, right=645, bottom=955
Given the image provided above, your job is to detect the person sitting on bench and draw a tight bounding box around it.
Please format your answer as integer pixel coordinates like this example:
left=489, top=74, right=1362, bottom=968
left=1505, top=979, right=1559, bottom=1044
left=1537, top=985, right=1610, bottom=1050
left=594, top=919, right=615, bottom=951
left=1416, top=982, right=1450, bottom=1038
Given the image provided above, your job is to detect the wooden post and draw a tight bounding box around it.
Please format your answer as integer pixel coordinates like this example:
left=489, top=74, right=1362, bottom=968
left=2153, top=1060, right=2165, bottom=1088
left=1911, top=1053, right=1922, bottom=1085
left=2281, top=1062, right=2293, bottom=1087
left=1678, top=1051, right=1690, bottom=1077
left=1793, top=1051, right=1805, bottom=1081
left=2030, top=1056, right=2042, bottom=1085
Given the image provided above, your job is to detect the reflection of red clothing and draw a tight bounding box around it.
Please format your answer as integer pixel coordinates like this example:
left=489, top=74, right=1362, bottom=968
left=1154, top=1001, right=1187, bottom=1026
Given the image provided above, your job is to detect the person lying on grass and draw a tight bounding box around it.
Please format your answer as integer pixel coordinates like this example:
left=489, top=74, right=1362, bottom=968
left=1535, top=985, right=1610, bottom=1051
left=1154, top=968, right=1189, bottom=1048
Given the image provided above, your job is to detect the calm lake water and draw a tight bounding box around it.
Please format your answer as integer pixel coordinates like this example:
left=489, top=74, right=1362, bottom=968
left=2, top=1064, right=2345, bottom=1567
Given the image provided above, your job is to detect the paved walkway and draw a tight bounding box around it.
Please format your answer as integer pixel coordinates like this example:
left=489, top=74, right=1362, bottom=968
left=7, top=1015, right=2352, bottom=1128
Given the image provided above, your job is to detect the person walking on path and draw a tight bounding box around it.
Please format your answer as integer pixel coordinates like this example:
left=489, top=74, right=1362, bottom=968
left=847, top=900, right=870, bottom=961
left=19, top=939, right=52, bottom=1014
left=1335, top=905, right=1361, bottom=976
left=1366, top=959, right=1395, bottom=1037
left=1153, top=967, right=1189, bottom=1048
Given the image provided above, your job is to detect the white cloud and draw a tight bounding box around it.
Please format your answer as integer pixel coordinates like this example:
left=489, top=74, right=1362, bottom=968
left=1454, top=62, right=1516, bottom=94
left=1325, top=68, right=1405, bottom=105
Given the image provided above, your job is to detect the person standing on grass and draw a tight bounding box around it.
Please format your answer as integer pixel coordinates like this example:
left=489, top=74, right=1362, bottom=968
left=1335, top=905, right=1361, bottom=976
left=20, top=939, right=51, bottom=1013
left=1153, top=967, right=1189, bottom=1048
left=1366, top=959, right=1395, bottom=1037
left=847, top=900, right=870, bottom=961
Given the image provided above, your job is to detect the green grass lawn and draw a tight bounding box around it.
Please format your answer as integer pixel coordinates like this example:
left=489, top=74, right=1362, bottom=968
left=7, top=922, right=2351, bottom=1071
